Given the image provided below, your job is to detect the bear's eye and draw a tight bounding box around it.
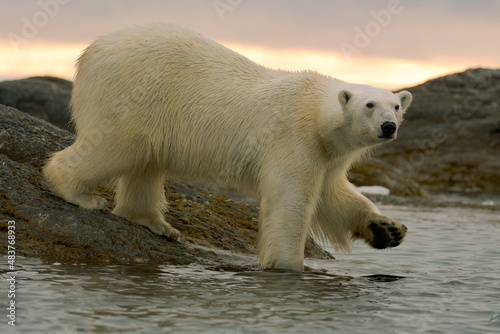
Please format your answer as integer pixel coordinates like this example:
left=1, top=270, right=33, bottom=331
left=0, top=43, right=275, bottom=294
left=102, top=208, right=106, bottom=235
left=395, top=105, right=400, bottom=111
left=366, top=103, right=374, bottom=108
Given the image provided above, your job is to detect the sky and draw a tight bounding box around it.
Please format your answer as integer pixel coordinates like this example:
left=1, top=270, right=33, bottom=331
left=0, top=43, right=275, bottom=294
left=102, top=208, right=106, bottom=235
left=1, top=0, right=499, bottom=90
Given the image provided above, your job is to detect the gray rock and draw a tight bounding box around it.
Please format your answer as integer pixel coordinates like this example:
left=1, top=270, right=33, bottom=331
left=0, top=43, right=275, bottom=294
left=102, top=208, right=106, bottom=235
left=0, top=76, right=74, bottom=132
left=373, top=68, right=500, bottom=193
left=0, top=104, right=332, bottom=265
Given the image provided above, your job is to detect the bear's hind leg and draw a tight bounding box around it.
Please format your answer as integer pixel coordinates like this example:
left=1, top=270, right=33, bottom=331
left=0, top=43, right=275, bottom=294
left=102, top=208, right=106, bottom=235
left=112, top=168, right=181, bottom=241
left=44, top=144, right=112, bottom=210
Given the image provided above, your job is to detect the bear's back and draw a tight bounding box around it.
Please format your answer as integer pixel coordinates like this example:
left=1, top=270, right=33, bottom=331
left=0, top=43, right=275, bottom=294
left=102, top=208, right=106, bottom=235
left=76, top=23, right=269, bottom=88
left=68, top=24, right=335, bottom=188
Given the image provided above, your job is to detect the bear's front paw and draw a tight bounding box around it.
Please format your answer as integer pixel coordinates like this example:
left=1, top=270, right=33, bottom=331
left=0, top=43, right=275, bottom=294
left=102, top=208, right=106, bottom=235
left=369, top=217, right=407, bottom=249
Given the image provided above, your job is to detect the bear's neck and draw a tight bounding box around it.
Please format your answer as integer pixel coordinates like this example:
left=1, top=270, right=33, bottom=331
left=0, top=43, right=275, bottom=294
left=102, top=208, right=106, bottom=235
left=318, top=127, right=374, bottom=162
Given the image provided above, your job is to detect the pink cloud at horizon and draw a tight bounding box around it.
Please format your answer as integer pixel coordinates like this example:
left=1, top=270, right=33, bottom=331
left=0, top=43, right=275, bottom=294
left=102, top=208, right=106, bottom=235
left=1, top=1, right=499, bottom=89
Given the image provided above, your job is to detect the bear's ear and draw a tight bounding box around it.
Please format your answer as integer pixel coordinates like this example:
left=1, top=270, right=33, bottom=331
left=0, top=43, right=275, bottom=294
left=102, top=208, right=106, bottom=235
left=338, top=90, right=353, bottom=107
left=397, top=90, right=413, bottom=111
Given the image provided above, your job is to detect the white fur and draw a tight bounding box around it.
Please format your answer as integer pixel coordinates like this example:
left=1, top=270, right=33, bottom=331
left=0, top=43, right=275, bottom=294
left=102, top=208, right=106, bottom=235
left=44, top=23, right=412, bottom=270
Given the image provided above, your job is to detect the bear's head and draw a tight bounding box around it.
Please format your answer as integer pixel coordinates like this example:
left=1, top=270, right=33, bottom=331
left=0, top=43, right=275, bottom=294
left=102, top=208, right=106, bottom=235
left=336, top=86, right=412, bottom=147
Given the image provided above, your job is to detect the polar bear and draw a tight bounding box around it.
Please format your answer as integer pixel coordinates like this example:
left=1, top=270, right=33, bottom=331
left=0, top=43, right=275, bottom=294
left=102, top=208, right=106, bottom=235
left=44, top=23, right=411, bottom=271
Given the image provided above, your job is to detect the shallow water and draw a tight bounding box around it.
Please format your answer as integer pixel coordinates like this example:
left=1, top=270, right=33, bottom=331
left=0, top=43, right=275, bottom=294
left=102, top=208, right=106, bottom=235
left=2, top=204, right=500, bottom=333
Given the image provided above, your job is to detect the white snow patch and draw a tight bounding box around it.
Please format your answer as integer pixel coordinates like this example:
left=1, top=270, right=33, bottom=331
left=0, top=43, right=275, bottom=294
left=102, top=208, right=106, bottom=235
left=356, top=185, right=390, bottom=195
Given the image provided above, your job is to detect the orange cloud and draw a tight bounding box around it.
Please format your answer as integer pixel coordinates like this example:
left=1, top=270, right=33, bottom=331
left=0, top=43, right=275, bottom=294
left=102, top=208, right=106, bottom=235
left=0, top=40, right=485, bottom=90
left=223, top=42, right=478, bottom=90
left=0, top=42, right=85, bottom=80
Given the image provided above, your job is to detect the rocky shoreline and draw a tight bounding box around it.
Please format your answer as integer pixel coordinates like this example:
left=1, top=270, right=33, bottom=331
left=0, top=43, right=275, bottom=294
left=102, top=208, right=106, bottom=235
left=1, top=68, right=499, bottom=266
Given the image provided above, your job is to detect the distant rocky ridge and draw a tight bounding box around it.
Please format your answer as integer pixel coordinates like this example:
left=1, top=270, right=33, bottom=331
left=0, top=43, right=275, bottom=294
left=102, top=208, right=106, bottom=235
left=1, top=68, right=499, bottom=194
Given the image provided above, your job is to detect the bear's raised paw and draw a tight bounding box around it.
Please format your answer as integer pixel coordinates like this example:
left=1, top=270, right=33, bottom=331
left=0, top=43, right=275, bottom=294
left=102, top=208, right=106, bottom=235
left=369, top=219, right=407, bottom=249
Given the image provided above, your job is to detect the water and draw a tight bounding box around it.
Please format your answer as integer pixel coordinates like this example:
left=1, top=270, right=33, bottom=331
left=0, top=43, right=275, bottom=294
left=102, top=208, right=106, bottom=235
left=1, top=204, right=500, bottom=333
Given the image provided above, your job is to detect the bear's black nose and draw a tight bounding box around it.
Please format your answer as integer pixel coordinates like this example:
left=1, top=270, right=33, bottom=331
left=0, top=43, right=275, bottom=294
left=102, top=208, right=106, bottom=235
left=381, top=122, right=396, bottom=137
